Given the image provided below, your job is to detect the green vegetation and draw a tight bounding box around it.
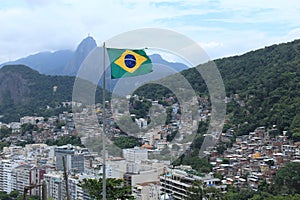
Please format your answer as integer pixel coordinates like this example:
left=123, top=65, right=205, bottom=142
left=0, top=141, right=10, bottom=150
left=79, top=178, right=134, bottom=200
left=212, top=40, right=300, bottom=135
left=172, top=121, right=211, bottom=172
left=45, top=135, right=84, bottom=147
left=0, top=190, right=39, bottom=200
left=0, top=126, right=12, bottom=138
left=290, top=113, right=300, bottom=141
left=186, top=180, right=205, bottom=200
left=0, top=65, right=104, bottom=123
left=135, top=39, right=300, bottom=136
left=273, top=162, right=300, bottom=195
left=134, top=83, right=175, bottom=102
left=113, top=136, right=140, bottom=149
left=186, top=180, right=224, bottom=200
left=129, top=97, right=152, bottom=119
left=0, top=126, right=12, bottom=150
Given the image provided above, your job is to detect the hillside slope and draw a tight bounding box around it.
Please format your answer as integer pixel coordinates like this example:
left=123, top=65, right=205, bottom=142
left=0, top=65, right=102, bottom=122
left=137, top=39, right=300, bottom=136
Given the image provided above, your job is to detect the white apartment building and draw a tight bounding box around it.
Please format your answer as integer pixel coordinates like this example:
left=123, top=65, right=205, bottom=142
left=44, top=171, right=95, bottom=200
left=123, top=147, right=148, bottom=163
left=68, top=174, right=98, bottom=200
left=69, top=176, right=85, bottom=200
left=3, top=146, right=23, bottom=156
left=0, top=159, right=18, bottom=193
left=132, top=182, right=161, bottom=200
left=123, top=147, right=149, bottom=174
left=106, top=159, right=127, bottom=179
left=11, top=164, right=46, bottom=196
left=160, top=167, right=226, bottom=200
left=44, top=172, right=66, bottom=200
left=11, top=164, right=32, bottom=195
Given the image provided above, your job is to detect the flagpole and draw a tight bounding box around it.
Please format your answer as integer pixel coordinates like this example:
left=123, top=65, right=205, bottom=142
left=102, top=42, right=107, bottom=200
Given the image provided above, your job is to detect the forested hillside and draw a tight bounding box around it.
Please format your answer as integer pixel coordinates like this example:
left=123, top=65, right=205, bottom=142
left=0, top=65, right=102, bottom=122
left=136, top=39, right=300, bottom=138
left=215, top=39, right=300, bottom=137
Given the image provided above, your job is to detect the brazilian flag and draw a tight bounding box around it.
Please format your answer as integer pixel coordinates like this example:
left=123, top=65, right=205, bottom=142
left=107, top=48, right=152, bottom=79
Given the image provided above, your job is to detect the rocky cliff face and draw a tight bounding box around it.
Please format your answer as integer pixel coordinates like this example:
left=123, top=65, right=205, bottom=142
left=0, top=66, right=34, bottom=105
left=0, top=65, right=80, bottom=122
left=63, top=36, right=97, bottom=75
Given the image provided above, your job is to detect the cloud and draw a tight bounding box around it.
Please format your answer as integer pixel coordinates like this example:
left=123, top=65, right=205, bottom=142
left=0, top=0, right=300, bottom=63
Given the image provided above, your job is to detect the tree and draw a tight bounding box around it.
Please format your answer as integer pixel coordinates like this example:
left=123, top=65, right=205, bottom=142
left=205, top=186, right=224, bottom=200
left=224, top=188, right=256, bottom=200
left=186, top=180, right=205, bottom=200
left=274, top=194, right=300, bottom=200
left=20, top=123, right=34, bottom=133
left=114, top=136, right=140, bottom=149
left=273, top=162, right=300, bottom=195
left=0, top=190, right=39, bottom=200
left=46, top=135, right=84, bottom=147
left=0, top=126, right=12, bottom=138
left=8, top=190, right=19, bottom=199
left=292, top=132, right=300, bottom=142
left=290, top=114, right=300, bottom=142
left=79, top=178, right=134, bottom=200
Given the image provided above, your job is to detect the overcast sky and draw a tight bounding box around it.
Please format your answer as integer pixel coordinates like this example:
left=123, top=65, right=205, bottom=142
left=1, top=0, right=300, bottom=63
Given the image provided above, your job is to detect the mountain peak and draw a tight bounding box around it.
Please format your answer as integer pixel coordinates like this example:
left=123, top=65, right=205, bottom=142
left=63, top=36, right=97, bottom=75
left=77, top=36, right=97, bottom=51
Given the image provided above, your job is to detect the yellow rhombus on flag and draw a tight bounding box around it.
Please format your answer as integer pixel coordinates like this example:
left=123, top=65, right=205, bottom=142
left=107, top=48, right=153, bottom=79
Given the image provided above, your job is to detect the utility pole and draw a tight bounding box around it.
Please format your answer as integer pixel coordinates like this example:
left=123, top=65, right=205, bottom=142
left=102, top=42, right=107, bottom=200
left=23, top=187, right=27, bottom=200
left=164, top=167, right=166, bottom=200
left=62, top=156, right=71, bottom=200
left=42, top=180, right=47, bottom=200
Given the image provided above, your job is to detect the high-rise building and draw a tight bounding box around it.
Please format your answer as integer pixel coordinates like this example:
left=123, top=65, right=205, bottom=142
left=68, top=174, right=97, bottom=200
left=160, top=167, right=226, bottom=200
left=44, top=172, right=66, bottom=200
left=11, top=164, right=47, bottom=197
left=0, top=159, right=17, bottom=193
left=55, top=144, right=89, bottom=173
left=123, top=147, right=148, bottom=163
left=123, top=147, right=149, bottom=174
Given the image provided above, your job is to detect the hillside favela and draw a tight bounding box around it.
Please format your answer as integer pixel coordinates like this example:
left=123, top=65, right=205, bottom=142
left=1, top=1, right=300, bottom=200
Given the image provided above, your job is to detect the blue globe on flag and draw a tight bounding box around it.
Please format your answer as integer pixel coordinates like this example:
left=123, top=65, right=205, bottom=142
left=124, top=54, right=136, bottom=68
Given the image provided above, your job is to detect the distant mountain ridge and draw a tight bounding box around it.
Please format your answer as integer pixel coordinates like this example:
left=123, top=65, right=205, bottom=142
left=149, top=54, right=188, bottom=72
left=0, top=36, right=97, bottom=75
left=1, top=36, right=189, bottom=76
left=1, top=50, right=73, bottom=75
